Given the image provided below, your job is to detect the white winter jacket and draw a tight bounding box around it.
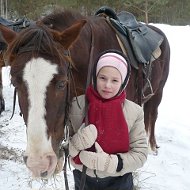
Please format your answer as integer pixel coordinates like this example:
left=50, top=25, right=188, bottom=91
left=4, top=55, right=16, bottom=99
left=69, top=95, right=148, bottom=178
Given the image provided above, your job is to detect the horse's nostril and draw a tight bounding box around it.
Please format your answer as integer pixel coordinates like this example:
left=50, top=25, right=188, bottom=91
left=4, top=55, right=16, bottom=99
left=23, top=156, right=28, bottom=164
left=41, top=171, right=48, bottom=178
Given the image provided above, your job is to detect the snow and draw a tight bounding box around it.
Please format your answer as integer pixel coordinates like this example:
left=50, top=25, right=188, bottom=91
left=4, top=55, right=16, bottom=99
left=0, top=24, right=190, bottom=190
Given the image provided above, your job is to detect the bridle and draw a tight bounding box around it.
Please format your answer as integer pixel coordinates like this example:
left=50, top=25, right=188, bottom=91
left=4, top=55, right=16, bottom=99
left=10, top=48, right=77, bottom=190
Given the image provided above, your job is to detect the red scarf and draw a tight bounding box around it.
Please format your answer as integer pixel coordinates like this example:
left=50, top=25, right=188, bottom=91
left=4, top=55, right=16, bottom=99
left=73, top=85, right=129, bottom=164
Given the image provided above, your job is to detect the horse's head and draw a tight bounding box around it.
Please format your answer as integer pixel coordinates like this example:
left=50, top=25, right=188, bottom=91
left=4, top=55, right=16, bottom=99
left=0, top=20, right=86, bottom=178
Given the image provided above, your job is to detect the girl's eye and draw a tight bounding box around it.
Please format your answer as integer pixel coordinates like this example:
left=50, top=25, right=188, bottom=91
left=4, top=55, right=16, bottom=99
left=113, top=79, right=119, bottom=83
left=98, top=76, right=105, bottom=80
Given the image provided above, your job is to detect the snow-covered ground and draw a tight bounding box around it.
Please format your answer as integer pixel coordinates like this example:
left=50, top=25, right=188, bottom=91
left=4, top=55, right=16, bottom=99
left=0, top=24, right=190, bottom=190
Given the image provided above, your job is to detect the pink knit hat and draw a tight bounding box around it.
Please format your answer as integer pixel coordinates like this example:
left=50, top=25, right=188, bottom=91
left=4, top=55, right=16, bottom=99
left=96, top=52, right=128, bottom=82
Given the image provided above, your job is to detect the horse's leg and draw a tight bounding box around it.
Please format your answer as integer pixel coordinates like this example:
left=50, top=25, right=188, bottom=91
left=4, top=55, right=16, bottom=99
left=144, top=89, right=163, bottom=152
left=0, top=67, right=5, bottom=114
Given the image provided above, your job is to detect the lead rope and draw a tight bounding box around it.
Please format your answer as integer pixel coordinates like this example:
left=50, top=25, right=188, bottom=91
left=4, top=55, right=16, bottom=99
left=61, top=49, right=84, bottom=190
left=60, top=51, right=74, bottom=190
left=62, top=125, right=70, bottom=190
left=79, top=22, right=95, bottom=190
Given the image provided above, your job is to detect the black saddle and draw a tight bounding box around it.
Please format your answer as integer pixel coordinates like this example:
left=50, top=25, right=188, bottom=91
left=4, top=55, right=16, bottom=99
left=95, top=6, right=118, bottom=20
left=0, top=16, right=31, bottom=32
left=0, top=17, right=14, bottom=26
left=95, top=7, right=163, bottom=64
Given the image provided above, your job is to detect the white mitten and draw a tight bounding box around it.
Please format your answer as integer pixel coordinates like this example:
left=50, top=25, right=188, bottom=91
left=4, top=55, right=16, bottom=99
left=69, top=124, right=97, bottom=157
left=69, top=139, right=79, bottom=157
left=79, top=142, right=118, bottom=174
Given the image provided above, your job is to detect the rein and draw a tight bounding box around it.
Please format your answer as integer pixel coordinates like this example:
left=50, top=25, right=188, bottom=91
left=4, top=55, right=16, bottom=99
left=79, top=21, right=95, bottom=190
left=59, top=49, right=88, bottom=190
left=58, top=21, right=95, bottom=190
left=59, top=49, right=77, bottom=190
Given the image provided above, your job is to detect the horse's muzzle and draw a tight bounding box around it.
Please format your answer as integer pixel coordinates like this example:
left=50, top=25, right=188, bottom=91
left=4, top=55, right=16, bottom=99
left=23, top=153, right=58, bottom=178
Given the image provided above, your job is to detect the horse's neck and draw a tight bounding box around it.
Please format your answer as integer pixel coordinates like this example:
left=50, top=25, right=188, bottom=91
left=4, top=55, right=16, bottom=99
left=71, top=16, right=120, bottom=98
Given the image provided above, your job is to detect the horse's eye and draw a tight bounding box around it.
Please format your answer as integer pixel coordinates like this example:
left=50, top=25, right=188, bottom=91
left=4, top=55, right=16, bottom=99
left=56, top=80, right=67, bottom=90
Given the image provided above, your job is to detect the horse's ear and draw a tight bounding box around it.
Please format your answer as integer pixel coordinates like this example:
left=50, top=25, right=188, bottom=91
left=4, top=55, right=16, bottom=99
left=0, top=24, right=17, bottom=44
left=52, top=20, right=86, bottom=49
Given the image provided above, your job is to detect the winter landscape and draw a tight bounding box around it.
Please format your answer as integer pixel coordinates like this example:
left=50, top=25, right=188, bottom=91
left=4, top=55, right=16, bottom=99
left=0, top=24, right=190, bottom=190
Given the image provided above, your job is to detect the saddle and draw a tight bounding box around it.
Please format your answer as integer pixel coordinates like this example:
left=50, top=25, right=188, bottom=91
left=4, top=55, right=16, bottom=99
left=0, top=17, right=31, bottom=51
left=95, top=6, right=163, bottom=65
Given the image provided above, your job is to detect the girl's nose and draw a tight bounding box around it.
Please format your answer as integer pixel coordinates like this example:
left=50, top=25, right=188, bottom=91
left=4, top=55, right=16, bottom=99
left=105, top=81, right=111, bottom=88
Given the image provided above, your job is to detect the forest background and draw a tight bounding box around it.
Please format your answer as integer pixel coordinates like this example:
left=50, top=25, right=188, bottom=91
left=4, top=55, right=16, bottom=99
left=0, top=0, right=190, bottom=25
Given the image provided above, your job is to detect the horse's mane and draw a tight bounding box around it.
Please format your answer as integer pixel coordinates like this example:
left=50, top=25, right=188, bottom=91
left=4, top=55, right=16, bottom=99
left=9, top=25, right=62, bottom=57
left=41, top=9, right=86, bottom=30
left=7, top=23, right=68, bottom=77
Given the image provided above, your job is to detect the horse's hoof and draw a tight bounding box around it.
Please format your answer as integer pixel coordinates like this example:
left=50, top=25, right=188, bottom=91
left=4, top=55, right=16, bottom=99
left=0, top=98, right=5, bottom=114
left=156, top=145, right=160, bottom=149
left=148, top=142, right=159, bottom=155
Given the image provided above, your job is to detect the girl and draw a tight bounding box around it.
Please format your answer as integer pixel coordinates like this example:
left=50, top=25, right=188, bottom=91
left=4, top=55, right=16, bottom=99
left=69, top=50, right=148, bottom=190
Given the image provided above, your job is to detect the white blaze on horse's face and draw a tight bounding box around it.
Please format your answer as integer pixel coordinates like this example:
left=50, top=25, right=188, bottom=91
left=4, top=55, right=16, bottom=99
left=23, top=57, right=58, bottom=178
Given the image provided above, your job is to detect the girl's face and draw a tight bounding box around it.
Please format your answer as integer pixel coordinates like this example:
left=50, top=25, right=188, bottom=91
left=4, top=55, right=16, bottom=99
left=96, top=66, right=122, bottom=99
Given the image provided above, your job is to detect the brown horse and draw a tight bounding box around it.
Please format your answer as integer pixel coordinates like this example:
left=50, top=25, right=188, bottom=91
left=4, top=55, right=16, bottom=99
left=0, top=9, right=170, bottom=178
